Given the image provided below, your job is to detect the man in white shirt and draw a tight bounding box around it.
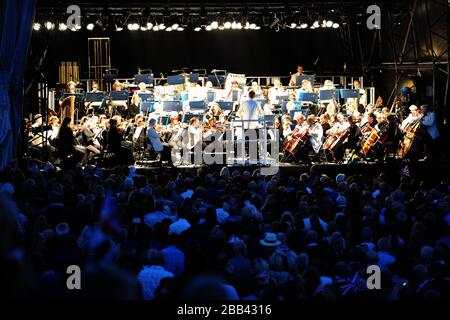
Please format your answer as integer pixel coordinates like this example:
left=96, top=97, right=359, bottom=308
left=289, top=64, right=304, bottom=86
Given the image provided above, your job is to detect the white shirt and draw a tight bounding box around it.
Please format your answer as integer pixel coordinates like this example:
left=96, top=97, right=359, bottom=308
left=186, top=125, right=202, bottom=149
left=308, top=122, right=324, bottom=153
left=236, top=98, right=264, bottom=129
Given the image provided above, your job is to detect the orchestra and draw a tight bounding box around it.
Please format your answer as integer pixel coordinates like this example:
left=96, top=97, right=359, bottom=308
left=26, top=67, right=441, bottom=168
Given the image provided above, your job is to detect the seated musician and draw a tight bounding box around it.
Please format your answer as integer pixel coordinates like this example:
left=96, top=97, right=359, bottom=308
left=112, top=81, right=123, bottom=91
left=289, top=64, right=304, bottom=86
left=320, top=114, right=331, bottom=134
left=282, top=115, right=293, bottom=139
left=361, top=112, right=377, bottom=133
left=204, top=102, right=223, bottom=124
left=382, top=114, right=401, bottom=155
left=227, top=81, right=242, bottom=100
left=401, top=105, right=421, bottom=130
left=286, top=93, right=297, bottom=113
left=105, top=118, right=134, bottom=165
left=77, top=117, right=101, bottom=157
left=333, top=116, right=361, bottom=161
left=130, top=82, right=149, bottom=117
left=56, top=116, right=83, bottom=164
left=147, top=118, right=173, bottom=166
left=249, top=81, right=262, bottom=97
left=48, top=116, right=60, bottom=141
left=346, top=80, right=367, bottom=113
left=320, top=80, right=335, bottom=90
left=91, top=80, right=100, bottom=92
left=269, top=79, right=284, bottom=103
left=297, top=79, right=313, bottom=94
left=297, top=115, right=324, bottom=163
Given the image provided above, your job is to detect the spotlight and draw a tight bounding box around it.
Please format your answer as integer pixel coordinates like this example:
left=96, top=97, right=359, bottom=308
left=231, top=21, right=237, bottom=29
left=166, top=27, right=173, bottom=32
left=153, top=25, right=159, bottom=31
left=224, top=21, right=232, bottom=29
left=132, top=23, right=139, bottom=30
left=44, top=21, right=55, bottom=30
left=332, top=23, right=340, bottom=29
left=58, top=23, right=67, bottom=31
left=158, top=23, right=166, bottom=30
left=218, top=26, right=225, bottom=30
left=33, top=23, right=41, bottom=31
left=313, top=21, right=319, bottom=28
left=127, top=23, right=133, bottom=30
left=147, top=22, right=153, bottom=29
left=116, top=26, right=123, bottom=31
left=249, top=23, right=256, bottom=29
left=236, top=22, right=242, bottom=29
left=177, top=27, right=184, bottom=31
left=211, top=21, right=219, bottom=29
left=290, top=22, right=297, bottom=28
left=140, top=26, right=147, bottom=31
left=86, top=23, right=95, bottom=31
left=171, top=23, right=179, bottom=29
left=254, top=26, right=261, bottom=30
left=205, top=25, right=212, bottom=31
left=326, top=20, right=333, bottom=28
left=194, top=27, right=201, bottom=32
left=300, top=23, right=308, bottom=29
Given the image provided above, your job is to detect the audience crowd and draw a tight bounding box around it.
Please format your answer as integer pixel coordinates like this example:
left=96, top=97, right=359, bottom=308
left=0, top=163, right=449, bottom=300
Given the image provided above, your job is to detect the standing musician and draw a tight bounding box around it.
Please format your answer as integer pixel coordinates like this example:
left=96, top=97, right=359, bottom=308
left=147, top=118, right=173, bottom=166
left=269, top=80, right=285, bottom=104
left=289, top=64, right=304, bottom=87
left=296, top=115, right=323, bottom=163
left=420, top=104, right=440, bottom=159
left=236, top=91, right=264, bottom=130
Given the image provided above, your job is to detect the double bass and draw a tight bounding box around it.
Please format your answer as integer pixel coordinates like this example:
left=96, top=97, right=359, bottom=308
left=397, top=114, right=423, bottom=158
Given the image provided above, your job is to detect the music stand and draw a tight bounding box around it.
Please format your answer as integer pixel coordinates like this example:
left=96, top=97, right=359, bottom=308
left=189, top=100, right=207, bottom=112
left=140, top=102, right=156, bottom=113
left=231, top=90, right=240, bottom=102
left=217, top=101, right=234, bottom=112
left=189, top=73, right=199, bottom=83
left=167, top=74, right=185, bottom=85
left=339, top=89, right=360, bottom=99
left=109, top=90, right=129, bottom=116
left=319, top=89, right=339, bottom=101
left=162, top=100, right=183, bottom=113
left=298, top=92, right=319, bottom=103
left=135, top=73, right=154, bottom=85
left=85, top=92, right=105, bottom=115
left=158, top=115, right=171, bottom=126
left=295, top=75, right=315, bottom=87
left=207, top=74, right=226, bottom=87
left=181, top=113, right=200, bottom=123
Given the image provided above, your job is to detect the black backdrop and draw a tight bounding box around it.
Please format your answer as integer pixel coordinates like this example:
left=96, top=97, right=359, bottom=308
left=30, top=28, right=347, bottom=85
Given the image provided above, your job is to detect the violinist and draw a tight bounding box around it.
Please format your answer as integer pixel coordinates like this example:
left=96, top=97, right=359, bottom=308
left=204, top=102, right=223, bottom=124
left=105, top=118, right=134, bottom=165
left=56, top=116, right=83, bottom=165
left=130, top=82, right=149, bottom=117
left=147, top=118, right=173, bottom=166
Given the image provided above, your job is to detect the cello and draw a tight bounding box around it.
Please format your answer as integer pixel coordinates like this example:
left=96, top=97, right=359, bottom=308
left=283, top=124, right=311, bottom=157
left=397, top=114, right=424, bottom=158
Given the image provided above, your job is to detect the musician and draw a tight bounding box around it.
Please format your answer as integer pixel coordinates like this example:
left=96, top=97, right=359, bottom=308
left=130, top=82, right=150, bottom=117
left=320, top=80, right=335, bottom=90
left=204, top=102, right=223, bottom=123
left=420, top=104, right=440, bottom=158
left=269, top=80, right=285, bottom=103
left=297, top=115, right=324, bottom=162
left=48, top=116, right=60, bottom=141
left=289, top=64, right=304, bottom=86
left=333, top=116, right=360, bottom=161
left=58, top=81, right=77, bottom=123
left=286, top=93, right=297, bottom=113
left=382, top=114, right=401, bottom=155
left=236, top=91, right=264, bottom=130
left=361, top=112, right=377, bottom=134
left=401, top=105, right=421, bottom=130
left=326, top=113, right=349, bottom=137
left=77, top=117, right=101, bottom=157
left=105, top=118, right=134, bottom=165
left=320, top=114, right=331, bottom=134
left=282, top=115, right=293, bottom=139
left=227, top=81, right=242, bottom=100
left=249, top=81, right=262, bottom=97
left=91, top=81, right=100, bottom=92
left=56, top=116, right=83, bottom=164
left=112, top=81, right=123, bottom=91
left=147, top=118, right=173, bottom=166
left=347, top=80, right=367, bottom=113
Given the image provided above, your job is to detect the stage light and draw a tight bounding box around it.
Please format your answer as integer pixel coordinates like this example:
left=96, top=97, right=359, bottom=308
left=74, top=24, right=82, bottom=30
left=133, top=23, right=140, bottom=30
left=127, top=23, right=133, bottom=30
left=313, top=21, right=319, bottom=28
left=300, top=23, right=308, bottom=29
left=58, top=23, right=67, bottom=31
left=33, top=23, right=41, bottom=31
left=254, top=26, right=261, bottom=30
left=211, top=21, right=219, bottom=29
left=158, top=23, right=166, bottom=30
left=171, top=23, right=179, bottom=29
left=45, top=21, right=55, bottom=30
left=147, top=22, right=153, bottom=29
left=218, top=26, right=225, bottom=30
left=326, top=20, right=333, bottom=28
left=205, top=25, right=212, bottom=31
left=153, top=25, right=159, bottom=31
left=194, top=27, right=201, bottom=31
left=140, top=26, right=147, bottom=31
left=236, top=22, right=242, bottom=29
left=333, top=23, right=339, bottom=29
left=116, top=26, right=123, bottom=31
left=290, top=22, right=297, bottom=28
left=177, top=27, right=184, bottom=31
left=231, top=21, right=237, bottom=29
left=86, top=23, right=95, bottom=30
left=166, top=27, right=173, bottom=32
left=249, top=23, right=256, bottom=29
left=224, top=21, right=232, bottom=29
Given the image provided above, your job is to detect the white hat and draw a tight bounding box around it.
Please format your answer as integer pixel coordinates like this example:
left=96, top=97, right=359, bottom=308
left=260, top=232, right=281, bottom=247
